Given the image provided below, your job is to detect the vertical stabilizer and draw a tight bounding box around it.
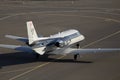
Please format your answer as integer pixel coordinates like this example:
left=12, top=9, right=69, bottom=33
left=26, top=21, right=38, bottom=45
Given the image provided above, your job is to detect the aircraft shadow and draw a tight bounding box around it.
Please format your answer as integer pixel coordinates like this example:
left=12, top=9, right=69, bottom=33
left=0, top=52, right=92, bottom=68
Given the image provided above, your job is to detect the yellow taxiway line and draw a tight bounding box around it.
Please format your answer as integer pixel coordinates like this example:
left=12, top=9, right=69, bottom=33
left=9, top=56, right=65, bottom=80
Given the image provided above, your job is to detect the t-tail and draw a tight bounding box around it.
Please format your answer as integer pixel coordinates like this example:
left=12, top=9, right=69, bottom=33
left=26, top=21, right=38, bottom=45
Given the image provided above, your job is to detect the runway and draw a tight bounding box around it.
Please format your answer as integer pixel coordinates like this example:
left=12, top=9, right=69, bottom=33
left=0, top=0, right=120, bottom=80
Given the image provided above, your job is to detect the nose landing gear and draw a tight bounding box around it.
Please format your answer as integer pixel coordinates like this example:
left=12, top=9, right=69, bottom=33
left=74, top=54, right=79, bottom=61
left=74, top=43, right=80, bottom=61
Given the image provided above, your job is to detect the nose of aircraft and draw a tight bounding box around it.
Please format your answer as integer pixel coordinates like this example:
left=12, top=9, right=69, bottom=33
left=80, top=35, right=85, bottom=41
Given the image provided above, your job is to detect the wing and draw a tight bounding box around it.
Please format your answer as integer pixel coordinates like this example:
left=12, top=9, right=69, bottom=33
left=63, top=48, right=120, bottom=54
left=0, top=44, right=33, bottom=53
left=5, top=35, right=28, bottom=43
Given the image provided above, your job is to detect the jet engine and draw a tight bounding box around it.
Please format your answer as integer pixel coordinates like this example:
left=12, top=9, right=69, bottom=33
left=55, top=38, right=71, bottom=47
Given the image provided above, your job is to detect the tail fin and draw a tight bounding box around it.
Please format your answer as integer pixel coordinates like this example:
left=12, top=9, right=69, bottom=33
left=26, top=21, right=38, bottom=45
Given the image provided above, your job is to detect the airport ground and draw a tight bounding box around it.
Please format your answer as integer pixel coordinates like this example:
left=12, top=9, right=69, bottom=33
left=0, top=0, right=120, bottom=80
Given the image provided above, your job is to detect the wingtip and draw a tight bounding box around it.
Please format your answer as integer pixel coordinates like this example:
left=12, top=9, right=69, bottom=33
left=27, top=21, right=33, bottom=23
left=0, top=44, right=8, bottom=48
left=5, top=34, right=10, bottom=38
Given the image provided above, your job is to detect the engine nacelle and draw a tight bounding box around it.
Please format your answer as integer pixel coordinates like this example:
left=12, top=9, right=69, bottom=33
left=55, top=38, right=71, bottom=47
left=55, top=40, right=65, bottom=47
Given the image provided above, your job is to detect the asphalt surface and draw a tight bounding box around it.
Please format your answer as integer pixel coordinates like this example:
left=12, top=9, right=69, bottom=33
left=0, top=0, right=120, bottom=80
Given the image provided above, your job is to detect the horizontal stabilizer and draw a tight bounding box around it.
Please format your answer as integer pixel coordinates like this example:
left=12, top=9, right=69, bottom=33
left=5, top=35, right=28, bottom=43
left=0, top=44, right=33, bottom=53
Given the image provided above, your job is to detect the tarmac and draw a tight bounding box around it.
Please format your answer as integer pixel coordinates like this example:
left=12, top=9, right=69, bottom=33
left=0, top=0, right=120, bottom=80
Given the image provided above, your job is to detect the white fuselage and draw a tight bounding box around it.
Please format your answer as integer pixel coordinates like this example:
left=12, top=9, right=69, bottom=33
left=51, top=29, right=84, bottom=45
left=46, top=29, right=85, bottom=54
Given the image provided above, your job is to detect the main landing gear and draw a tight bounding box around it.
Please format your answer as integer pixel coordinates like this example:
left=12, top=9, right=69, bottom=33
left=74, top=43, right=80, bottom=61
left=35, top=53, right=40, bottom=59
left=74, top=54, right=79, bottom=61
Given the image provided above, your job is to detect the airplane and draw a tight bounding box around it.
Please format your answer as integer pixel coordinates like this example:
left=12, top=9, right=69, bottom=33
left=0, top=21, right=120, bottom=61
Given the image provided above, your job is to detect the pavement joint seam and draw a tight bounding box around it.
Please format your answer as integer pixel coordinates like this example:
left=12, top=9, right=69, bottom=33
left=0, top=7, right=119, bottom=80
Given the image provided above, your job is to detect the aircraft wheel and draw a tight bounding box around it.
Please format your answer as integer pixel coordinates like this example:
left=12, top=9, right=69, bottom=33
left=74, top=43, right=80, bottom=61
left=76, top=43, right=80, bottom=49
left=74, top=54, right=78, bottom=61
left=36, top=53, right=39, bottom=59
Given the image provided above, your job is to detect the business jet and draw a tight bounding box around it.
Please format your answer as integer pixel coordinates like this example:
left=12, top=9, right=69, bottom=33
left=0, top=21, right=120, bottom=60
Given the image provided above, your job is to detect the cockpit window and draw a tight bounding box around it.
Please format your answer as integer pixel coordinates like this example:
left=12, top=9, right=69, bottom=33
left=76, top=32, right=81, bottom=36
left=69, top=32, right=80, bottom=39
